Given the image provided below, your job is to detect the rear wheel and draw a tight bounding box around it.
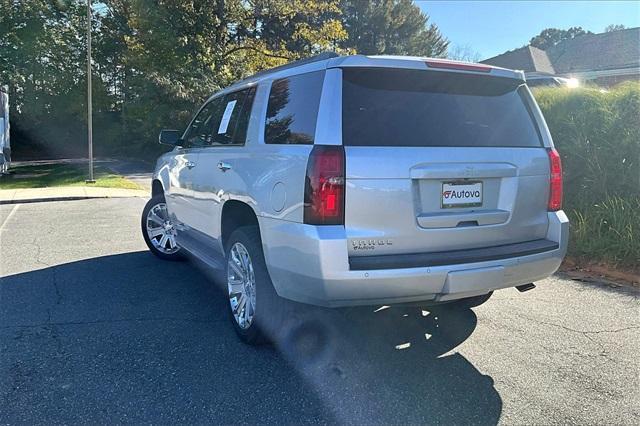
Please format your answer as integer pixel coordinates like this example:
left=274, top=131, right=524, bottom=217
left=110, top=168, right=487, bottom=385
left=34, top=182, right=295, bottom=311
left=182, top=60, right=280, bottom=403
left=225, top=226, right=287, bottom=345
left=141, top=194, right=183, bottom=261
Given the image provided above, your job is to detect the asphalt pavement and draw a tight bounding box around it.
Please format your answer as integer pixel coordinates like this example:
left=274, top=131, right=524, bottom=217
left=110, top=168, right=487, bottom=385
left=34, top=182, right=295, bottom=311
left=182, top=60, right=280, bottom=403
left=0, top=198, right=638, bottom=424
left=104, top=159, right=154, bottom=191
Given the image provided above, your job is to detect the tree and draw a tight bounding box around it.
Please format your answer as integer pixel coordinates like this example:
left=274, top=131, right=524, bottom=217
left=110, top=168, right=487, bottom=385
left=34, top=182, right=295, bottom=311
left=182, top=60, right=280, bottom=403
left=529, top=27, right=592, bottom=50
left=1, top=0, right=351, bottom=157
left=98, top=0, right=350, bottom=155
left=0, top=0, right=106, bottom=158
left=0, top=0, right=451, bottom=159
left=339, top=0, right=448, bottom=57
left=604, top=24, right=626, bottom=32
left=447, top=44, right=481, bottom=63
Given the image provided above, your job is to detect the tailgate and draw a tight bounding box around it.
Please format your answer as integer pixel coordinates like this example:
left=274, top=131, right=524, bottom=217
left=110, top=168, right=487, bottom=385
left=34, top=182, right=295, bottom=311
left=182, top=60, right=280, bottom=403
left=345, top=146, right=550, bottom=257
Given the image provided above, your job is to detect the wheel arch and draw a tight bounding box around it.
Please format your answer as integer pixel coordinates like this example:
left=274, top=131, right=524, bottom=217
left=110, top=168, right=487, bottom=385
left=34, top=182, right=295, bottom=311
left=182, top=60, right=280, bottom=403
left=221, top=200, right=261, bottom=250
left=151, top=179, right=164, bottom=198
left=152, top=164, right=171, bottom=198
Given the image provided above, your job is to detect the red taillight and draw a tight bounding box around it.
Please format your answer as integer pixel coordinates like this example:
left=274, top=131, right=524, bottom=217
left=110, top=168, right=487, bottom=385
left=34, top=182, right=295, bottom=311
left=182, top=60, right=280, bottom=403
left=547, top=148, right=563, bottom=211
left=304, top=145, right=345, bottom=225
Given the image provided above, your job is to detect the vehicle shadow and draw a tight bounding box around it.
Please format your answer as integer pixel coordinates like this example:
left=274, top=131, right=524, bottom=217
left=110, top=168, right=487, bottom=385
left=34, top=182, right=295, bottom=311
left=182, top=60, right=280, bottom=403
left=1, top=252, right=502, bottom=424
left=270, top=301, right=501, bottom=425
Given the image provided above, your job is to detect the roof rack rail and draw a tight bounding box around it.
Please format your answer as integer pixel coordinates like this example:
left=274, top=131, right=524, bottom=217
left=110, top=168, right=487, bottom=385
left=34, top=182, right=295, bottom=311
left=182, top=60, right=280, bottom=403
left=238, top=51, right=339, bottom=83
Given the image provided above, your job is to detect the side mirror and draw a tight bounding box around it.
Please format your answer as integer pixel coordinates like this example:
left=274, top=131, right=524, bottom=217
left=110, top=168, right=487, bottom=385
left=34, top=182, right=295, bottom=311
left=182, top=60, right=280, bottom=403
left=159, top=129, right=182, bottom=146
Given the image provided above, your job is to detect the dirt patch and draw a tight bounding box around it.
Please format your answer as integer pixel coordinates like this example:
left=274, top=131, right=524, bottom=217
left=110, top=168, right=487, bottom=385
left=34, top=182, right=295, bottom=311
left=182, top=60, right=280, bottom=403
left=561, top=257, right=639, bottom=288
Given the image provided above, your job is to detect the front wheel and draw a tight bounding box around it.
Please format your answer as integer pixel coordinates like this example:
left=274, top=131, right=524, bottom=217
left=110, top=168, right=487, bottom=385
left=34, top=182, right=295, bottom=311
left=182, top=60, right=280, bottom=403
left=141, top=194, right=184, bottom=261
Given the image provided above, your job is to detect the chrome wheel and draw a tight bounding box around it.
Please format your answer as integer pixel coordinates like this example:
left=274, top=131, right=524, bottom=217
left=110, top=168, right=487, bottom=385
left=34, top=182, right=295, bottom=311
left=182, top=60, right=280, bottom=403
left=145, top=202, right=179, bottom=254
left=227, top=242, right=256, bottom=330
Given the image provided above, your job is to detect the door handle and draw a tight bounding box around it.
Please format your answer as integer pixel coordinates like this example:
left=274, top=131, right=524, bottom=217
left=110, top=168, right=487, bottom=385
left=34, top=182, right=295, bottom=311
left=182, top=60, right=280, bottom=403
left=185, top=161, right=196, bottom=169
left=217, top=162, right=232, bottom=172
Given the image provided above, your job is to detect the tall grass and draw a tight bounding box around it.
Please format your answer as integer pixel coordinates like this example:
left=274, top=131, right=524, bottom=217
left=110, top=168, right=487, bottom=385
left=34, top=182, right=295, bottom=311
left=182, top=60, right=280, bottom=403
left=570, top=197, right=639, bottom=266
left=534, top=82, right=640, bottom=268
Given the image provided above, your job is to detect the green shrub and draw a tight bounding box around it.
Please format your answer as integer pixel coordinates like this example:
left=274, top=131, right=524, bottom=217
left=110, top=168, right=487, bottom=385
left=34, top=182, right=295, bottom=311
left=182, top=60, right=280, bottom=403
left=534, top=83, right=640, bottom=267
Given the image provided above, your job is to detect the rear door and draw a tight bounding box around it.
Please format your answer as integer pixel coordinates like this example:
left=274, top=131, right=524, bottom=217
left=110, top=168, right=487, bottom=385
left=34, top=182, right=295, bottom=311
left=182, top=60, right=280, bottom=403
left=191, top=86, right=257, bottom=247
left=341, top=67, right=550, bottom=257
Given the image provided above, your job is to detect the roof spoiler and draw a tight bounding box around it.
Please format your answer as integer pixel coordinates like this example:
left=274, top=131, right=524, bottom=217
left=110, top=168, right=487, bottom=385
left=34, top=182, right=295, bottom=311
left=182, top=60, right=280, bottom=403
left=329, top=55, right=525, bottom=81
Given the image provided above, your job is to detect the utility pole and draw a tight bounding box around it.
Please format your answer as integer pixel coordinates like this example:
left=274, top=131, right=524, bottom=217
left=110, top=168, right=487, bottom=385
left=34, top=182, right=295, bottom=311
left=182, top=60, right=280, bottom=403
left=86, top=0, right=95, bottom=183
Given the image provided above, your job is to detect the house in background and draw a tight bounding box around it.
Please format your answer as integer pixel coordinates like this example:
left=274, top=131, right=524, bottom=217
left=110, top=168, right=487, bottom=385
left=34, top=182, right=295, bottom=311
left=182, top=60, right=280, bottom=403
left=482, top=27, right=640, bottom=87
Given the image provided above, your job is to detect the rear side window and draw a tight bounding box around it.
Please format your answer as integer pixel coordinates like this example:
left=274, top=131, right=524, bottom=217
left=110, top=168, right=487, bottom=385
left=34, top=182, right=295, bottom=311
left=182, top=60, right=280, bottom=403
left=265, top=71, right=324, bottom=145
left=342, top=68, right=543, bottom=148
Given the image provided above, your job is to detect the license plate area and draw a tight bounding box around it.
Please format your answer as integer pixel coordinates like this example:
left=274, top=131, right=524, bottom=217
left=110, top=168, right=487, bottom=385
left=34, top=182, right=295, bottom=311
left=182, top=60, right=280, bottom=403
left=441, top=181, right=483, bottom=209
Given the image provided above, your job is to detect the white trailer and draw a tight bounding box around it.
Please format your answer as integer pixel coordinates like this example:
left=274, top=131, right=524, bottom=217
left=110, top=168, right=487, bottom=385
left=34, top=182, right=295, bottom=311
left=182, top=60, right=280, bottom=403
left=0, top=86, right=9, bottom=174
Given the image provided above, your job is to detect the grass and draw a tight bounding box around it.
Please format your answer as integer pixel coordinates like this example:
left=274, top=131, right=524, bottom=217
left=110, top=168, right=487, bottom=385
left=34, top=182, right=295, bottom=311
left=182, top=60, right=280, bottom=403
left=568, top=196, right=639, bottom=269
left=533, top=83, right=640, bottom=269
left=0, top=163, right=143, bottom=190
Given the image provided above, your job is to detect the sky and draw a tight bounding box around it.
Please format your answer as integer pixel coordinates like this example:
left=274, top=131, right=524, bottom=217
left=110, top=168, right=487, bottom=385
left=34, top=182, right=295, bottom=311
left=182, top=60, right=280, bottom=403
left=415, top=1, right=640, bottom=60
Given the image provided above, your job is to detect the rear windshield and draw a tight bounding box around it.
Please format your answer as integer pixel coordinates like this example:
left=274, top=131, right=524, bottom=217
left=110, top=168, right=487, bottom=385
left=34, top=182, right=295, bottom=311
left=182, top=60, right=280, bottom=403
left=342, top=68, right=543, bottom=147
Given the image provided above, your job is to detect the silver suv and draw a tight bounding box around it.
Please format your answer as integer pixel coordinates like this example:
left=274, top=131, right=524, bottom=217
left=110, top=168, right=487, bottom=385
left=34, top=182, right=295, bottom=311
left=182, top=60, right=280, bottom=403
left=141, top=54, right=568, bottom=344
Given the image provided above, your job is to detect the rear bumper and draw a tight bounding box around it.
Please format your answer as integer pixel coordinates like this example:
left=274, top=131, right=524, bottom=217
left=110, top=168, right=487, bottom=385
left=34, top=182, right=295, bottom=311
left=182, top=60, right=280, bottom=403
left=260, top=211, right=569, bottom=307
left=349, top=239, right=559, bottom=270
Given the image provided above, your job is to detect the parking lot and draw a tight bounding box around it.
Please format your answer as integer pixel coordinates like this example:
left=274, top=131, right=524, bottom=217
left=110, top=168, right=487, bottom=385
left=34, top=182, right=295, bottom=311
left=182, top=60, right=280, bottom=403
left=1, top=198, right=638, bottom=424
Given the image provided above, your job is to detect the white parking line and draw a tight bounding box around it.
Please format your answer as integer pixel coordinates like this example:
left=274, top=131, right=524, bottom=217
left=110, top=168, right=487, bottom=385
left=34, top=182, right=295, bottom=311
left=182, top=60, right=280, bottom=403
left=0, top=204, right=20, bottom=232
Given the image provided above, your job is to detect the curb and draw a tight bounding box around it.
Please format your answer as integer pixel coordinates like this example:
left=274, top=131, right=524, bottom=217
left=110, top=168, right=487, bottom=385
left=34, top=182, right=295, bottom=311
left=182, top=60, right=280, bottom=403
left=0, top=195, right=148, bottom=205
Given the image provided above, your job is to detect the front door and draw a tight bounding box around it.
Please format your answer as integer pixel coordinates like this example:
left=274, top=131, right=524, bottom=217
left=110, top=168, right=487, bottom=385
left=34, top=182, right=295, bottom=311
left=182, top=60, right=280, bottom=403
left=165, top=100, right=218, bottom=232
left=165, top=148, right=199, bottom=228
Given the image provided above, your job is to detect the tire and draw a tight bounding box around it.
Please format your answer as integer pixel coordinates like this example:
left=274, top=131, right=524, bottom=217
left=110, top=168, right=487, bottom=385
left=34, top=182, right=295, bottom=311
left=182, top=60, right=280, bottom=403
left=225, top=226, right=287, bottom=345
left=141, top=194, right=184, bottom=261
left=444, top=292, right=493, bottom=310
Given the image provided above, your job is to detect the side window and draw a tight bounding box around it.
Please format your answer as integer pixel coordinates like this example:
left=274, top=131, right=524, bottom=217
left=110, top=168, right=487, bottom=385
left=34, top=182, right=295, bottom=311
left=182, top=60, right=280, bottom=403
left=211, top=86, right=256, bottom=146
left=183, top=101, right=220, bottom=148
left=265, top=71, right=324, bottom=145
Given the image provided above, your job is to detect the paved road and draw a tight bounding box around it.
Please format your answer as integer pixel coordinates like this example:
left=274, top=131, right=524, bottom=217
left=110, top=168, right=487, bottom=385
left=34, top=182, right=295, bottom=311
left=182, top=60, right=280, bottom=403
left=104, top=159, right=153, bottom=191
left=1, top=198, right=638, bottom=424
